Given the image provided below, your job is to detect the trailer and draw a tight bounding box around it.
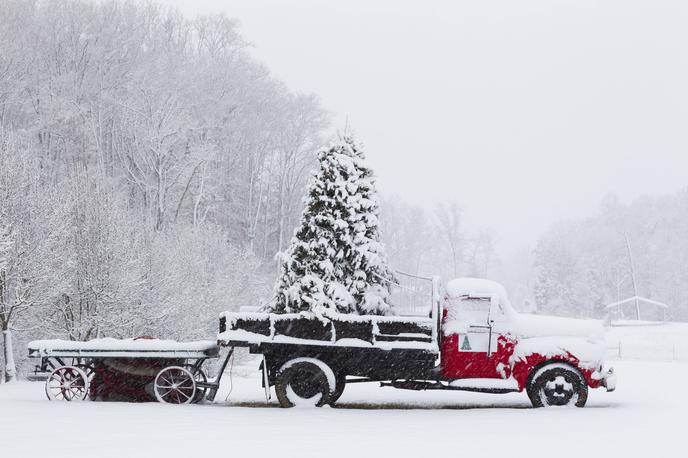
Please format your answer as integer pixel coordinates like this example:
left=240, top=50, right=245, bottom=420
left=27, top=337, right=234, bottom=404
left=218, top=277, right=616, bottom=408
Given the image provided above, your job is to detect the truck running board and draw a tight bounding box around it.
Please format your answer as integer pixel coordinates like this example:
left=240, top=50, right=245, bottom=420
left=383, top=379, right=520, bottom=394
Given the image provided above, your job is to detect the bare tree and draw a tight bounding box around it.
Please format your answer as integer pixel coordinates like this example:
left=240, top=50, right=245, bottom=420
left=434, top=201, right=464, bottom=277
left=0, top=140, right=66, bottom=381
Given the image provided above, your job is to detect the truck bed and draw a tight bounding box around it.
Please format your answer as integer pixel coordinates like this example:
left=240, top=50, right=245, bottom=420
left=218, top=311, right=439, bottom=382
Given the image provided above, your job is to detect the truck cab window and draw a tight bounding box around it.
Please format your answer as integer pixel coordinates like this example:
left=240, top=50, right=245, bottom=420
left=458, top=297, right=491, bottom=325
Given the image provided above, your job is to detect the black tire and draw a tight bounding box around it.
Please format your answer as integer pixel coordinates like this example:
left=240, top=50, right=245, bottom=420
left=527, top=363, right=588, bottom=408
left=275, top=359, right=335, bottom=408
left=329, top=376, right=346, bottom=406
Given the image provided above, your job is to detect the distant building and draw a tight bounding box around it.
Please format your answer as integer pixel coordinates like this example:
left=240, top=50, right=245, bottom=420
left=605, top=296, right=668, bottom=322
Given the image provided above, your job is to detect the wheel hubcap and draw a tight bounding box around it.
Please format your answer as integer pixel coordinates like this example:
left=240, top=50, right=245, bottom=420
left=542, top=375, right=575, bottom=406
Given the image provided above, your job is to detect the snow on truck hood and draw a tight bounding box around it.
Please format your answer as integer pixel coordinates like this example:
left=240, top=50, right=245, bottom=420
left=509, top=314, right=605, bottom=339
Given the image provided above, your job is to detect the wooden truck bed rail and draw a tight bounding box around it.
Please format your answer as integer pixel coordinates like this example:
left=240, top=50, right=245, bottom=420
left=218, top=311, right=436, bottom=351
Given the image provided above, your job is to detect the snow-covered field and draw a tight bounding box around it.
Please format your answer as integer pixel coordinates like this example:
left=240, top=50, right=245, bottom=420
left=607, top=320, right=688, bottom=360
left=0, top=359, right=681, bottom=458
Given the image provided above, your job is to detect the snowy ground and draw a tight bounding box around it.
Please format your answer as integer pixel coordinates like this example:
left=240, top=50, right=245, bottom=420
left=0, top=359, right=681, bottom=458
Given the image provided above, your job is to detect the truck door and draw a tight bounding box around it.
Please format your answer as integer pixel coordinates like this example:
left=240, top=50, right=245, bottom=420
left=441, top=295, right=511, bottom=379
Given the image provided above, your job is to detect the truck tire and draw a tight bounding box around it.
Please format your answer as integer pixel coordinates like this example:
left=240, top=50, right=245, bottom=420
left=275, top=358, right=336, bottom=408
left=329, top=376, right=346, bottom=406
left=527, top=362, right=588, bottom=408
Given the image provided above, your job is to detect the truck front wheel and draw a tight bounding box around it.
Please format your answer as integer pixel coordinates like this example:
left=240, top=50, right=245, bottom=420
left=275, top=358, right=336, bottom=408
left=527, top=363, right=588, bottom=408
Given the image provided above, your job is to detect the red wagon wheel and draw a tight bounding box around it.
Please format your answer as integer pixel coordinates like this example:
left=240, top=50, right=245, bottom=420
left=45, top=366, right=89, bottom=401
left=154, top=366, right=196, bottom=404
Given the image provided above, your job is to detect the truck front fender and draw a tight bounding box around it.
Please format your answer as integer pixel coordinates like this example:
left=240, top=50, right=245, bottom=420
left=512, top=354, right=602, bottom=391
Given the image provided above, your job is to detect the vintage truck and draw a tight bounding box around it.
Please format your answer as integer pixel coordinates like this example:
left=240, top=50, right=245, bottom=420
left=218, top=277, right=616, bottom=408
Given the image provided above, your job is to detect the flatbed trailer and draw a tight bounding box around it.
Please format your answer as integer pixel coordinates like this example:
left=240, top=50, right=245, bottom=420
left=28, top=338, right=234, bottom=404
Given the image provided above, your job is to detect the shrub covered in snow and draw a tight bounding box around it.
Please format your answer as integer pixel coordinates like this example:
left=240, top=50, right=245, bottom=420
left=271, top=136, right=396, bottom=316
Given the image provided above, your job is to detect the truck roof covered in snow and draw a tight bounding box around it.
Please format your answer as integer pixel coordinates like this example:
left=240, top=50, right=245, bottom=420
left=445, top=278, right=511, bottom=303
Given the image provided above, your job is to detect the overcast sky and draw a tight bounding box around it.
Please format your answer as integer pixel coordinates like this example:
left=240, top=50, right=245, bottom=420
left=160, top=0, right=688, bottom=248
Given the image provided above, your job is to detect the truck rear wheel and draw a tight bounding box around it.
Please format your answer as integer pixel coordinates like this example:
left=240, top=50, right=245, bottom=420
left=275, top=358, right=336, bottom=408
left=527, top=363, right=588, bottom=408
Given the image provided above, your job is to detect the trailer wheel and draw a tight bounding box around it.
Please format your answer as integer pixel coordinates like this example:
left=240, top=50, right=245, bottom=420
left=527, top=363, right=588, bottom=408
left=275, top=358, right=336, bottom=408
left=154, top=366, right=196, bottom=404
left=45, top=366, right=89, bottom=401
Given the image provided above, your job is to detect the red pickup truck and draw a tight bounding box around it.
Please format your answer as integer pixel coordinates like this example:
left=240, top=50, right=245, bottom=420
left=218, top=277, right=615, bottom=408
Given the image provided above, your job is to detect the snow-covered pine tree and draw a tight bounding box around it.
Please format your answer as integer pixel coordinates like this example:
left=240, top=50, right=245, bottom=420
left=272, top=135, right=396, bottom=316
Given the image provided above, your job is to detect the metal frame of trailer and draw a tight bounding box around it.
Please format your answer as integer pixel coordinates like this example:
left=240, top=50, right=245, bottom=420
left=28, top=341, right=236, bottom=404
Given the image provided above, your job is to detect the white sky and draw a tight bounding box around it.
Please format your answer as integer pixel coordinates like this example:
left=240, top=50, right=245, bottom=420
left=160, top=0, right=688, bottom=248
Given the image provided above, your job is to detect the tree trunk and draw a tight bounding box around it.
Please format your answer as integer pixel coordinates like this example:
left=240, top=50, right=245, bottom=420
left=2, top=329, right=17, bottom=383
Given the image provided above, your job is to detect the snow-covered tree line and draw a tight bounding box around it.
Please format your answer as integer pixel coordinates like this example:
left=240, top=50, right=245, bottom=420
left=533, top=192, right=688, bottom=321
left=1, top=0, right=328, bottom=254
left=0, top=0, right=329, bottom=380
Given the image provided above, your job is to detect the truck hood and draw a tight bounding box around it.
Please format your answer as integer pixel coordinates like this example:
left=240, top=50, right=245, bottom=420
left=507, top=314, right=605, bottom=339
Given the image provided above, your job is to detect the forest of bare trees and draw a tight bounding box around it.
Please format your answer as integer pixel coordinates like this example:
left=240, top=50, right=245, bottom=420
left=0, top=0, right=330, bottom=380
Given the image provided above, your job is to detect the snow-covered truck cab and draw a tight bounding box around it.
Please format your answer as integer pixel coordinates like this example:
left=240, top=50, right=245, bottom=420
left=440, top=278, right=616, bottom=407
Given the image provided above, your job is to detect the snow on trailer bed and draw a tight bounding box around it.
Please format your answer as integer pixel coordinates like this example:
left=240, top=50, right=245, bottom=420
left=28, top=338, right=219, bottom=358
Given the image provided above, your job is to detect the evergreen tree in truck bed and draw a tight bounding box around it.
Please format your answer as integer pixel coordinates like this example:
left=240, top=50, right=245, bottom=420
left=271, top=136, right=396, bottom=316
